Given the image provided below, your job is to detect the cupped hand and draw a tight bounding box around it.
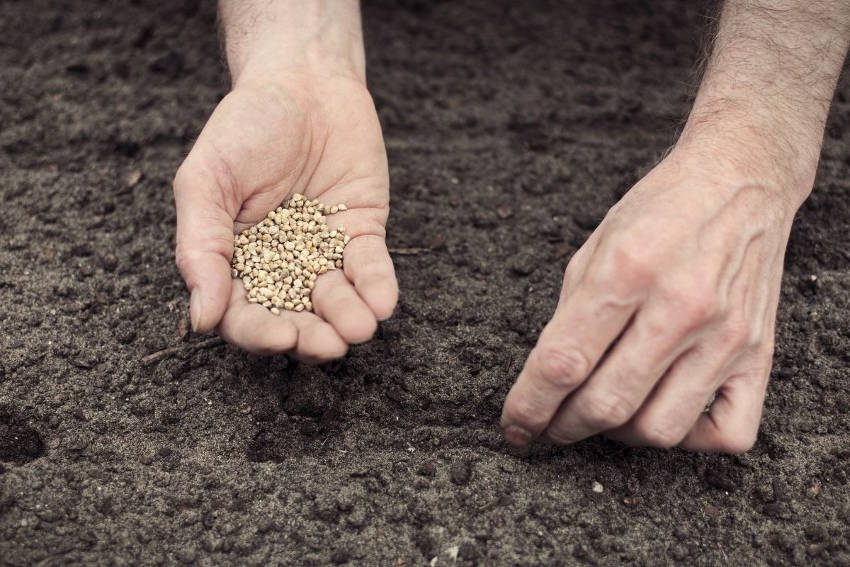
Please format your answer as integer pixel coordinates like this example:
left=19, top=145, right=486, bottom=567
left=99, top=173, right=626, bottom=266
left=501, top=150, right=797, bottom=452
left=173, top=73, right=397, bottom=361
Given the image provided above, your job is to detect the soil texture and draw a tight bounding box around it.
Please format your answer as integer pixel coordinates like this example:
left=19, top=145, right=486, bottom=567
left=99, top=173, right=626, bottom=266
left=1, top=0, right=850, bottom=565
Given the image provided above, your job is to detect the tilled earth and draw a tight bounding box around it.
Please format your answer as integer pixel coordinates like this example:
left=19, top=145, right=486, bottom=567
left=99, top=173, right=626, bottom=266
left=1, top=1, right=849, bottom=565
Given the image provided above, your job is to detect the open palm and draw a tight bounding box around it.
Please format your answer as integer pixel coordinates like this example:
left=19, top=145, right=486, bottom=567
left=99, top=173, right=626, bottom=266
left=174, top=74, right=397, bottom=361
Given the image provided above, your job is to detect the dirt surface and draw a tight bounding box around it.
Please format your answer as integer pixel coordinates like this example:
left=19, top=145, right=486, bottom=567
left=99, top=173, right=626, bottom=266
left=2, top=0, right=850, bottom=565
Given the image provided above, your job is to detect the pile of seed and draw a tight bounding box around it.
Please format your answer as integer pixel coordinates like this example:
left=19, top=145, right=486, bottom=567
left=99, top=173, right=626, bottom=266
left=230, top=194, right=349, bottom=315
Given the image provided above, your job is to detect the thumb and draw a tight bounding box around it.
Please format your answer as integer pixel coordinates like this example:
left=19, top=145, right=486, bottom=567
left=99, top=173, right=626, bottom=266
left=173, top=162, right=236, bottom=334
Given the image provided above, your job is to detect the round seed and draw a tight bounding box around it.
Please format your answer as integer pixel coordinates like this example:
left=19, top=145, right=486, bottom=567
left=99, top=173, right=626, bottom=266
left=231, top=196, right=350, bottom=313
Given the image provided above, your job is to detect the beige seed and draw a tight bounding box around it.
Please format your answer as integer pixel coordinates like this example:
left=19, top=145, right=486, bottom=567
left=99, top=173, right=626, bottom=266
left=230, top=196, right=350, bottom=313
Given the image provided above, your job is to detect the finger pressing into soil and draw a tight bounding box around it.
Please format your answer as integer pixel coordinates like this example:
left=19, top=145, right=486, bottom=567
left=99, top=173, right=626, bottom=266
left=541, top=306, right=688, bottom=445
left=343, top=234, right=398, bottom=320
left=310, top=269, right=378, bottom=344
left=216, top=281, right=299, bottom=355
left=500, top=285, right=637, bottom=446
left=603, top=345, right=726, bottom=448
left=679, top=370, right=769, bottom=453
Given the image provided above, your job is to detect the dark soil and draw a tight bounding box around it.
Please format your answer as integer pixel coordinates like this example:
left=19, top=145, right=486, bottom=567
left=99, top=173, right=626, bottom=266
left=2, top=1, right=850, bottom=565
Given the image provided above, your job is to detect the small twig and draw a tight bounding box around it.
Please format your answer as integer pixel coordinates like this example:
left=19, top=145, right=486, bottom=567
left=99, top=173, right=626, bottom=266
left=387, top=247, right=431, bottom=255
left=717, top=542, right=728, bottom=563
left=140, top=337, right=224, bottom=366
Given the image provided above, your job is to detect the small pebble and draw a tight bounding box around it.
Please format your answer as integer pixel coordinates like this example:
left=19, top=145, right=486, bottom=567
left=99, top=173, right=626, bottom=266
left=449, top=461, right=473, bottom=485
left=592, top=481, right=604, bottom=493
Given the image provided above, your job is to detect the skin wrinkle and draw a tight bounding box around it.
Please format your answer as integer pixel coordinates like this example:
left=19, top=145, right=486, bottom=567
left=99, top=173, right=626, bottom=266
left=229, top=85, right=320, bottom=227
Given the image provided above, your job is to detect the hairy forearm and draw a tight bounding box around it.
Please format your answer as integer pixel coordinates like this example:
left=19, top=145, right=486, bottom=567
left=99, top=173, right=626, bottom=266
left=678, top=0, right=850, bottom=200
left=218, top=0, right=366, bottom=85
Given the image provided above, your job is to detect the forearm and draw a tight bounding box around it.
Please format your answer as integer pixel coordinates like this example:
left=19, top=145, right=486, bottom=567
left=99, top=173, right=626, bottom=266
left=218, top=0, right=366, bottom=86
left=677, top=0, right=850, bottom=202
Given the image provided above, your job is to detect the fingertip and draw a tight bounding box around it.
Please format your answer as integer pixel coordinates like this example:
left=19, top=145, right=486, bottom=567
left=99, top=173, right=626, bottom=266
left=218, top=311, right=299, bottom=356
left=191, top=292, right=229, bottom=335
left=177, top=243, right=233, bottom=334
left=189, top=270, right=232, bottom=335
left=357, top=273, right=399, bottom=321
left=256, top=323, right=300, bottom=356
left=190, top=289, right=203, bottom=333
left=342, top=235, right=398, bottom=320
left=296, top=320, right=349, bottom=363
left=339, top=315, right=378, bottom=345
left=311, top=270, right=380, bottom=344
left=499, top=375, right=550, bottom=440
left=503, top=425, right=533, bottom=447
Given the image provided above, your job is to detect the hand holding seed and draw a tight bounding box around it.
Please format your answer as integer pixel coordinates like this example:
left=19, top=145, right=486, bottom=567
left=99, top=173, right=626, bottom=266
left=173, top=74, right=397, bottom=361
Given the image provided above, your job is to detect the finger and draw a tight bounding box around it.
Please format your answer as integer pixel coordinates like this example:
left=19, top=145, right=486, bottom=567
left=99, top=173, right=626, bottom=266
left=217, top=280, right=299, bottom=356
left=343, top=234, right=398, bottom=321
left=500, top=283, right=638, bottom=446
left=603, top=343, right=727, bottom=448
left=673, top=240, right=775, bottom=452
left=218, top=279, right=348, bottom=362
left=173, top=164, right=236, bottom=334
left=311, top=269, right=378, bottom=344
left=295, top=188, right=397, bottom=321
left=291, top=312, right=349, bottom=363
left=679, top=366, right=769, bottom=453
left=542, top=305, right=690, bottom=445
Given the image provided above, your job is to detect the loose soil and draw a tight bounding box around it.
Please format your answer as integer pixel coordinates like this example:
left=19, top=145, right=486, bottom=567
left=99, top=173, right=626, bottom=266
left=1, top=1, right=849, bottom=565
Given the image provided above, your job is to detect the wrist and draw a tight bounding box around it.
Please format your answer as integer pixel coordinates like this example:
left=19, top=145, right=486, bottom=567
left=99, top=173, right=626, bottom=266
left=219, top=0, right=366, bottom=88
left=231, top=50, right=366, bottom=91
left=674, top=102, right=822, bottom=208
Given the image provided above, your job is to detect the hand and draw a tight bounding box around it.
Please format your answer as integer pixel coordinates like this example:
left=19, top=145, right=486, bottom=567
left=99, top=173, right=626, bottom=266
left=501, top=149, right=798, bottom=452
left=173, top=72, right=397, bottom=361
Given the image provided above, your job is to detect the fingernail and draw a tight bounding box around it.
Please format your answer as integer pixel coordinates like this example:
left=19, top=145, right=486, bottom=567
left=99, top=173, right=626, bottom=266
left=504, top=425, right=533, bottom=447
left=189, top=289, right=202, bottom=333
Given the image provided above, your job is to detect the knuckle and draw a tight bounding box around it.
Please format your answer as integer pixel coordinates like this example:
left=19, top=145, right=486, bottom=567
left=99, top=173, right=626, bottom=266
left=174, top=243, right=193, bottom=272
left=171, top=161, right=187, bottom=195
left=581, top=391, right=635, bottom=430
left=759, top=338, right=776, bottom=360
left=173, top=162, right=189, bottom=191
left=173, top=159, right=204, bottom=197
left=534, top=344, right=590, bottom=390
left=544, top=428, right=575, bottom=446
left=637, top=422, right=687, bottom=449
left=609, top=240, right=658, bottom=284
left=587, top=243, right=656, bottom=298
left=686, top=294, right=718, bottom=324
left=661, top=285, right=719, bottom=333
left=505, top=398, right=550, bottom=431
left=714, top=429, right=757, bottom=454
left=717, top=318, right=751, bottom=352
